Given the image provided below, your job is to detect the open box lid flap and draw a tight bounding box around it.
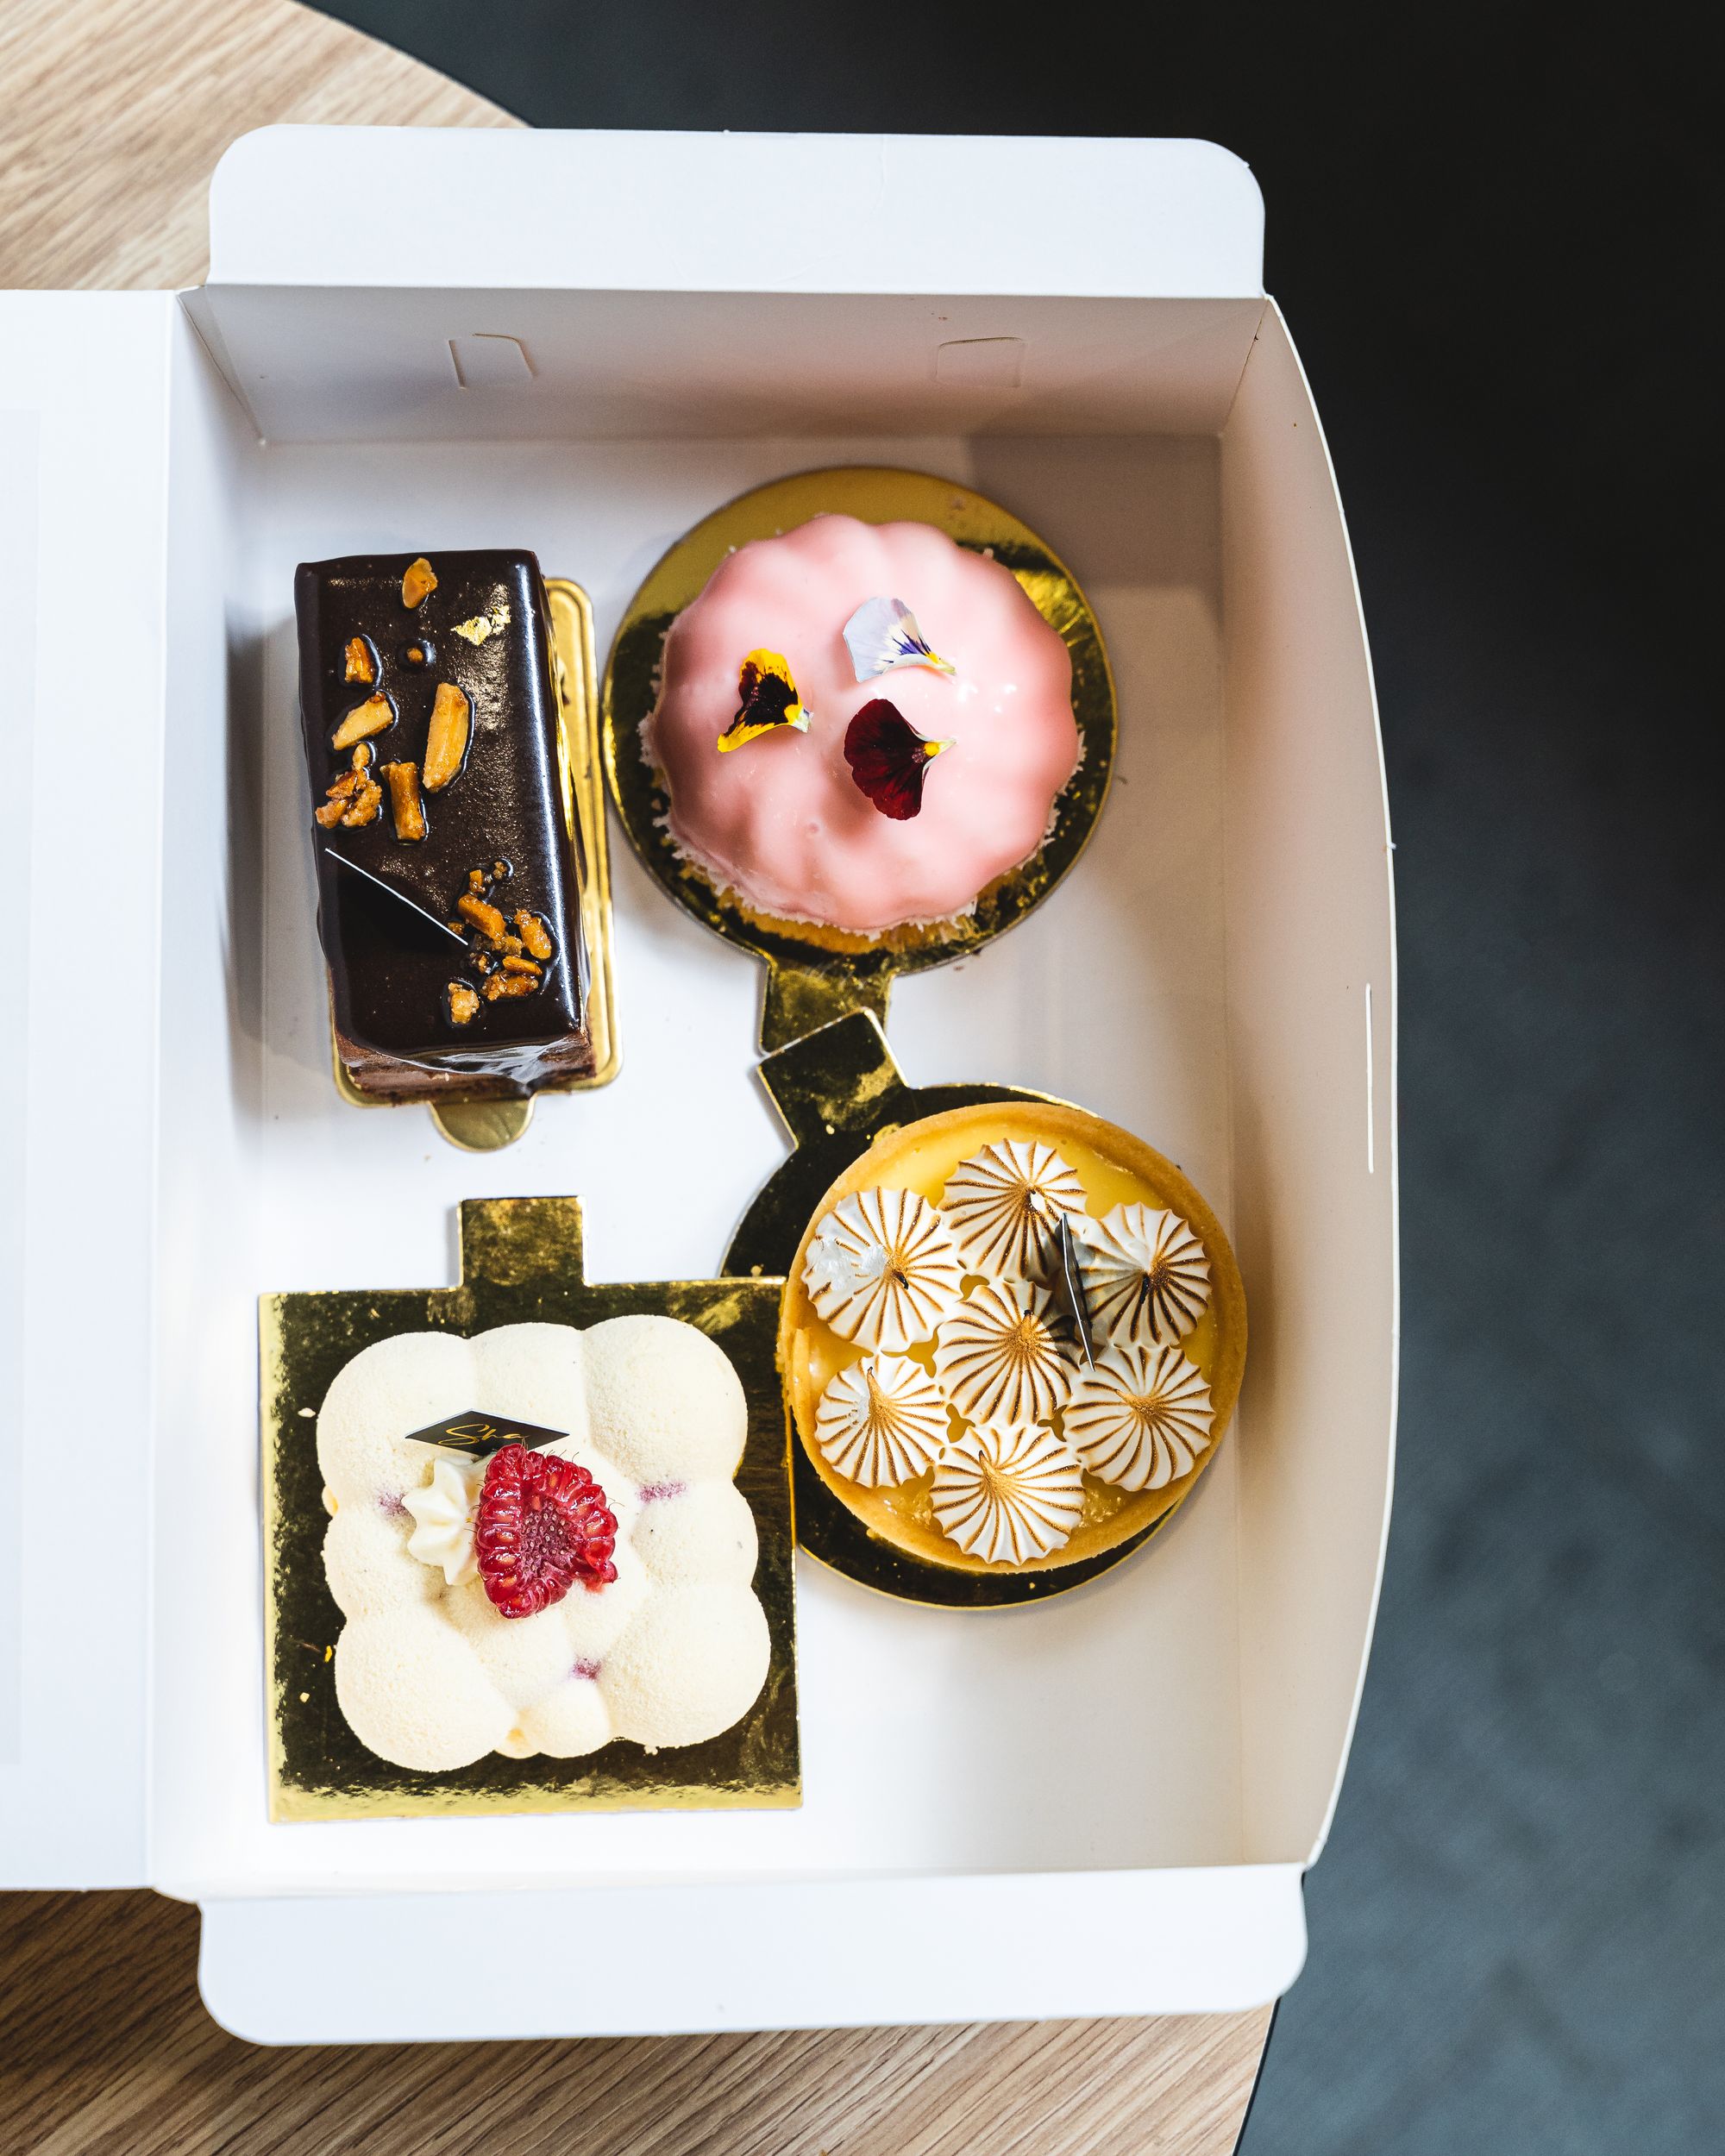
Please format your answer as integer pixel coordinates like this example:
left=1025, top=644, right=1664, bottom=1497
left=207, top=128, right=1265, bottom=298
left=199, top=1864, right=1308, bottom=2040
left=0, top=292, right=174, bottom=1884
left=191, top=131, right=1269, bottom=446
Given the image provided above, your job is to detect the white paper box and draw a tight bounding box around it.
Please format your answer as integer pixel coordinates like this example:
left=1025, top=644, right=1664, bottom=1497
left=0, top=128, right=1396, bottom=2041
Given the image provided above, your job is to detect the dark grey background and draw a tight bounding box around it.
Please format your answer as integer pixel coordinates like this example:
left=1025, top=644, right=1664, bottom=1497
left=313, top=4, right=1725, bottom=2146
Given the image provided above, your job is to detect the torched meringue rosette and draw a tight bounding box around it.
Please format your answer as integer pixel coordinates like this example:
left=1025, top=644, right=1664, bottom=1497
left=800, top=1185, right=964, bottom=1352
left=1063, top=1342, right=1214, bottom=1493
left=813, top=1352, right=950, bottom=1487
left=931, top=1422, right=1086, bottom=1566
left=939, top=1139, right=1086, bottom=1282
left=1074, top=1202, right=1211, bottom=1348
left=932, top=1278, right=1078, bottom=1430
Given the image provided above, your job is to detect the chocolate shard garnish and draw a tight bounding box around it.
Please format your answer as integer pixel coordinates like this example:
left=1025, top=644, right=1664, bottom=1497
left=295, top=549, right=593, bottom=1102
left=324, top=849, right=468, bottom=950
left=1053, top=1212, right=1097, bottom=1371
left=842, top=697, right=953, bottom=819
left=402, top=1410, right=568, bottom=1458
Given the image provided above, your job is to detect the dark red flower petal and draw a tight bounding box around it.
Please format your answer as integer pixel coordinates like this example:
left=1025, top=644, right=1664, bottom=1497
left=842, top=698, right=950, bottom=820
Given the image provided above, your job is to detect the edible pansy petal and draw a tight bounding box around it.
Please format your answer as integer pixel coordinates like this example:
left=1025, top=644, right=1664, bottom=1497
left=843, top=698, right=953, bottom=820
left=843, top=595, right=956, bottom=680
left=717, top=648, right=813, bottom=751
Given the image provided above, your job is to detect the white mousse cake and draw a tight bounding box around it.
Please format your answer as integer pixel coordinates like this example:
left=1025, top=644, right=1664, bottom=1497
left=317, top=1314, right=770, bottom=1772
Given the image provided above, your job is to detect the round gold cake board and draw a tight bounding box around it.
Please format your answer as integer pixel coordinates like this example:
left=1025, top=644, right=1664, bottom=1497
left=722, top=1014, right=1246, bottom=1610
left=430, top=1098, right=536, bottom=1150
left=601, top=467, right=1117, bottom=1053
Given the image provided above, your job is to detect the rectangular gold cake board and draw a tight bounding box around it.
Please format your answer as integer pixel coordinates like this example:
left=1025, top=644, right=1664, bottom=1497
left=260, top=1197, right=799, bottom=1821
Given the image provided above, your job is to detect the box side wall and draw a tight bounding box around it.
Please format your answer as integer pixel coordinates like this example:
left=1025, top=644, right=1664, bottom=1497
left=1220, top=308, right=1398, bottom=1865
left=185, top=285, right=1265, bottom=447
left=147, top=311, right=271, bottom=1884
left=0, top=293, right=175, bottom=1885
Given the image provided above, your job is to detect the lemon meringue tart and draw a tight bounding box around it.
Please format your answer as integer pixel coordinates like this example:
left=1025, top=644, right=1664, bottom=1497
left=781, top=1100, right=1247, bottom=1582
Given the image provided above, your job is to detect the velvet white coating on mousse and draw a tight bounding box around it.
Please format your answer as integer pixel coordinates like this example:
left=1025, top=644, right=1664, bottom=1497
left=317, top=1317, right=769, bottom=1772
left=643, top=514, right=1081, bottom=933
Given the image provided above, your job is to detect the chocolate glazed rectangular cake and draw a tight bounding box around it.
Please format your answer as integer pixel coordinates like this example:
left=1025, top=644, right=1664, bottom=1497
left=295, top=550, right=593, bottom=1102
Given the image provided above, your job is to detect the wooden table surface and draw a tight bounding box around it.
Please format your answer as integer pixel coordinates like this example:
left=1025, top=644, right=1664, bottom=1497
left=0, top=3, right=1275, bottom=2148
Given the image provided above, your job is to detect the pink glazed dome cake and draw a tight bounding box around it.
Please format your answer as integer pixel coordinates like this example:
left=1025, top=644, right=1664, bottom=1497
left=642, top=515, right=1082, bottom=936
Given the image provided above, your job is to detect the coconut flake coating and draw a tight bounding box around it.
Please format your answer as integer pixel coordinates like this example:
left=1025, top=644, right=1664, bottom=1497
left=317, top=1319, right=768, bottom=1773
left=643, top=515, right=1080, bottom=932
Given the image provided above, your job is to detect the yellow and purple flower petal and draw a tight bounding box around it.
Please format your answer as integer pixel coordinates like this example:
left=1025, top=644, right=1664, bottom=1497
left=842, top=596, right=956, bottom=681
left=843, top=698, right=953, bottom=819
left=717, top=649, right=814, bottom=751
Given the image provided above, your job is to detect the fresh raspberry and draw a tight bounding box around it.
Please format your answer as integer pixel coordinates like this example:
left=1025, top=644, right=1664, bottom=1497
left=474, top=1444, right=618, bottom=1620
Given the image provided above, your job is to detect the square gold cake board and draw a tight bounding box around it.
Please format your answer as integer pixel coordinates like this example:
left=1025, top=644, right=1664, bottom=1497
left=260, top=1197, right=799, bottom=1821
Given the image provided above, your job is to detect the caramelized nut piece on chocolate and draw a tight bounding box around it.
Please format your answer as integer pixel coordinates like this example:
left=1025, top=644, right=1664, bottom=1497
left=341, top=776, right=384, bottom=828
left=501, top=954, right=542, bottom=976
left=422, top=681, right=472, bottom=791
left=402, top=556, right=438, bottom=609
left=343, top=636, right=376, bottom=685
left=458, top=892, right=507, bottom=942
left=445, top=981, right=480, bottom=1027
left=514, top=909, right=554, bottom=962
left=315, top=766, right=363, bottom=825
left=331, top=693, right=394, bottom=753
left=484, top=971, right=536, bottom=1001
left=380, top=760, right=428, bottom=842
left=405, top=640, right=432, bottom=667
